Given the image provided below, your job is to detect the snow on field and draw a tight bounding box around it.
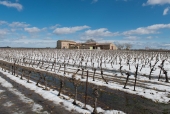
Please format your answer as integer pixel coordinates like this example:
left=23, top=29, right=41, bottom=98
left=1, top=49, right=170, bottom=113
left=29, top=62, right=170, bottom=104
left=0, top=75, right=49, bottom=114
left=59, top=68, right=170, bottom=104
left=3, top=101, right=14, bottom=107
left=0, top=69, right=126, bottom=114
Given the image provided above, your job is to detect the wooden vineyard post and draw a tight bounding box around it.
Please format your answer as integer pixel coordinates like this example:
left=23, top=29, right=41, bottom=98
left=140, top=65, right=144, bottom=71
left=81, top=68, right=84, bottom=79
left=72, top=77, right=80, bottom=105
left=27, top=71, right=31, bottom=83
left=36, top=72, right=42, bottom=86
left=127, top=59, right=131, bottom=70
left=43, top=74, right=48, bottom=90
left=64, top=64, right=66, bottom=75
left=20, top=69, right=24, bottom=80
left=158, top=66, right=163, bottom=81
left=57, top=65, right=61, bottom=73
left=163, top=69, right=169, bottom=82
left=83, top=70, right=89, bottom=109
left=72, top=81, right=78, bottom=105
left=123, top=72, right=130, bottom=89
left=92, top=62, right=94, bottom=70
left=119, top=66, right=123, bottom=75
left=149, top=63, right=151, bottom=69
left=100, top=62, right=102, bottom=70
left=158, top=69, right=162, bottom=81
left=93, top=68, right=96, bottom=81
left=57, top=79, right=64, bottom=96
left=13, top=63, right=16, bottom=76
left=111, top=62, right=113, bottom=68
left=70, top=67, right=80, bottom=103
left=12, top=65, right=14, bottom=75
left=161, top=59, right=165, bottom=67
left=92, top=88, right=99, bottom=114
left=149, top=67, right=154, bottom=80
left=101, top=70, right=108, bottom=84
left=134, top=64, right=138, bottom=91
left=15, top=67, right=19, bottom=77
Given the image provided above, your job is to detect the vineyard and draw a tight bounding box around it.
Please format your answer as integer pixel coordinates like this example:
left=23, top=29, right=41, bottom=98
left=0, top=48, right=170, bottom=114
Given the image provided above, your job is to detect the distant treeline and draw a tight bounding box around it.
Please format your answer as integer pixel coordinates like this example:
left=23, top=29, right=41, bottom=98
left=0, top=46, right=11, bottom=48
left=131, top=49, right=170, bottom=52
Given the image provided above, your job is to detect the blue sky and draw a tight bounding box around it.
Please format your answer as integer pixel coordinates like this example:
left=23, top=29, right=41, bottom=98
left=0, top=0, right=170, bottom=49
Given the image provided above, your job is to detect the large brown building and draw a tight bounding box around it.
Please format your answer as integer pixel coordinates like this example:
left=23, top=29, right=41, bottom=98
left=57, top=40, right=76, bottom=49
left=56, top=40, right=117, bottom=50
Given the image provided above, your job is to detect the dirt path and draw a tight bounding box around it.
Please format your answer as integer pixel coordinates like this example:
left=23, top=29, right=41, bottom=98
left=0, top=73, right=80, bottom=114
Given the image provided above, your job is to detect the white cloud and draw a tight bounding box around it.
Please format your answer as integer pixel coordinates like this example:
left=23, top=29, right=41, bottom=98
left=146, top=36, right=153, bottom=39
left=24, top=27, right=41, bottom=33
left=123, top=23, right=170, bottom=35
left=0, top=29, right=8, bottom=35
left=143, top=0, right=170, bottom=6
left=0, top=21, right=8, bottom=25
left=80, top=28, right=119, bottom=41
left=163, top=7, right=169, bottom=15
left=20, top=35, right=27, bottom=39
left=53, top=25, right=90, bottom=35
left=0, top=38, right=57, bottom=48
left=42, top=27, right=47, bottom=31
left=164, top=44, right=170, bottom=46
left=50, top=24, right=60, bottom=29
left=0, top=1, right=23, bottom=11
left=9, top=22, right=30, bottom=28
left=43, top=37, right=52, bottom=40
left=124, top=36, right=139, bottom=40
left=84, top=28, right=119, bottom=37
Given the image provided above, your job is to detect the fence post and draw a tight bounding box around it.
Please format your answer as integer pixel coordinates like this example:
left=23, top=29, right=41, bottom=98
left=123, top=72, right=130, bottom=89
left=81, top=68, right=84, bottom=79
left=83, top=70, right=89, bottom=109
left=57, top=79, right=64, bottom=96
left=93, top=68, right=96, bottom=81
left=134, top=64, right=138, bottom=91
left=92, top=88, right=99, bottom=114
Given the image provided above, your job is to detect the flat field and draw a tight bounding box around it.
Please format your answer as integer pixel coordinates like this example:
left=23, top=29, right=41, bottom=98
left=0, top=48, right=170, bottom=114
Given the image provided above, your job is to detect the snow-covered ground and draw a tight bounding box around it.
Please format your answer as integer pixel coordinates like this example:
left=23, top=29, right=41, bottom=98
left=0, top=69, right=126, bottom=114
left=0, top=73, right=49, bottom=114
left=1, top=49, right=170, bottom=113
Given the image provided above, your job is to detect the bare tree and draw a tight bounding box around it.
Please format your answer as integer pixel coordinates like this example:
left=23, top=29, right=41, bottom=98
left=116, top=43, right=124, bottom=50
left=85, top=39, right=96, bottom=43
left=124, top=43, right=132, bottom=50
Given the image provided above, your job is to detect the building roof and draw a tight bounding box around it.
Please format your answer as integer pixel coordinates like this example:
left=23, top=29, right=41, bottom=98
left=96, top=43, right=112, bottom=45
left=58, top=40, right=76, bottom=43
left=82, top=42, right=97, bottom=45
